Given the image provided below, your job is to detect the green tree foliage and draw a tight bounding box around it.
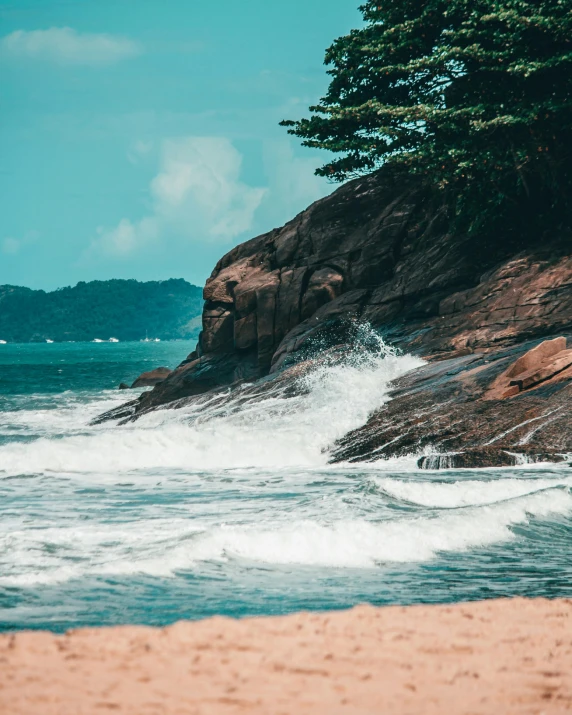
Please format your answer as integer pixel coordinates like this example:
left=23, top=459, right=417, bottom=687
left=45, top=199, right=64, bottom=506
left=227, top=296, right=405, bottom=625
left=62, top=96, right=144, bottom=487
left=0, top=279, right=203, bottom=343
left=282, top=0, right=572, bottom=233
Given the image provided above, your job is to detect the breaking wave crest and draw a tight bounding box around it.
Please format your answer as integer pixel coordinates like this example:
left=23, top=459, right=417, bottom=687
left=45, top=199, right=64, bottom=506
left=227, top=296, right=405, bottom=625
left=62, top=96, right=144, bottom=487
left=2, top=481, right=571, bottom=586
left=0, top=333, right=423, bottom=475
left=374, top=475, right=572, bottom=509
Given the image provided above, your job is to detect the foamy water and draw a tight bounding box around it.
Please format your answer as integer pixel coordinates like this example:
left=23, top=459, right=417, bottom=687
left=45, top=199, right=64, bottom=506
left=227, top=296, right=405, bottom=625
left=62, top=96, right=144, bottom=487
left=1, top=339, right=571, bottom=631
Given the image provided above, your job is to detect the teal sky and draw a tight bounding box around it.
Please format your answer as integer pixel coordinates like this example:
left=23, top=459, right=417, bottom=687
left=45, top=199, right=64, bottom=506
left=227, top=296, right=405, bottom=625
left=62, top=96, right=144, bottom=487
left=0, top=0, right=361, bottom=290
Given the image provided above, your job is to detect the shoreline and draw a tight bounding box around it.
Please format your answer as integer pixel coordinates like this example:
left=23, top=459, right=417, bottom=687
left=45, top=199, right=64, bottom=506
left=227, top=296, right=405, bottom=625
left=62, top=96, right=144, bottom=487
left=3, top=597, right=571, bottom=714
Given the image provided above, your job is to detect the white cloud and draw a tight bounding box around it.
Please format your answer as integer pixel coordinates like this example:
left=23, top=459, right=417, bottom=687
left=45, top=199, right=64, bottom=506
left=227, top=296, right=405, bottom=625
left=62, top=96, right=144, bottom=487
left=151, top=137, right=266, bottom=238
left=2, top=231, right=39, bottom=256
left=2, top=237, right=20, bottom=255
left=91, top=137, right=267, bottom=258
left=127, top=139, right=154, bottom=164
left=93, top=218, right=156, bottom=257
left=0, top=27, right=141, bottom=66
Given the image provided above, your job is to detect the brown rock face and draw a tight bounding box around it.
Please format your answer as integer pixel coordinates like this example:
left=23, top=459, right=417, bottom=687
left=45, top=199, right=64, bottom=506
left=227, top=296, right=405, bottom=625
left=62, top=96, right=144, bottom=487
left=484, top=337, right=572, bottom=399
left=135, top=169, right=571, bottom=414
left=506, top=337, right=567, bottom=378
left=511, top=350, right=572, bottom=390
left=131, top=367, right=172, bottom=389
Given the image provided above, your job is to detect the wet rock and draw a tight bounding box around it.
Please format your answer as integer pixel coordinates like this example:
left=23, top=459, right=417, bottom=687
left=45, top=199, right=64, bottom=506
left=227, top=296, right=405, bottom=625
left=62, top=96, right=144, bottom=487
left=131, top=367, right=172, bottom=388
left=330, top=337, right=572, bottom=465
left=118, top=382, right=130, bottom=390
left=418, top=447, right=567, bottom=470
left=91, top=399, right=139, bottom=425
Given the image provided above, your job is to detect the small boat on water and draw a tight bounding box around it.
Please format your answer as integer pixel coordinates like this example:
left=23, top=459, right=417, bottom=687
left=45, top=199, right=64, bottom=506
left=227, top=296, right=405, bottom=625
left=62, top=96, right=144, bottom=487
left=46, top=339, right=54, bottom=343
left=92, top=339, right=104, bottom=343
left=109, top=338, right=119, bottom=343
left=0, top=340, right=6, bottom=344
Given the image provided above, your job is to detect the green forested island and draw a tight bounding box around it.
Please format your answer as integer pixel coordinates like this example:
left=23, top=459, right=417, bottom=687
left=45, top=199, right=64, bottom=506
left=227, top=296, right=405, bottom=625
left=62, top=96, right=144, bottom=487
left=0, top=279, right=203, bottom=343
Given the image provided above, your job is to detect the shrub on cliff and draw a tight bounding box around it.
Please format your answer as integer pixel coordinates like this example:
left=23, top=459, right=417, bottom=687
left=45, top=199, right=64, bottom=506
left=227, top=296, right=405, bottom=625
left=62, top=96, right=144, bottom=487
left=282, top=0, right=572, bottom=234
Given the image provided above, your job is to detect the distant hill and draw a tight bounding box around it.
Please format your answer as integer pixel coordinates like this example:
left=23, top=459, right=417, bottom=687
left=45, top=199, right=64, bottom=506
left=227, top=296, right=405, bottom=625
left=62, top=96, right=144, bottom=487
left=0, top=279, right=203, bottom=342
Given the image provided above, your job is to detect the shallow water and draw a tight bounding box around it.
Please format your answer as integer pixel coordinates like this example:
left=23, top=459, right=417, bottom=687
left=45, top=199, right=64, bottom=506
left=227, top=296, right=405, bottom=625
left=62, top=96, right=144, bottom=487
left=0, top=340, right=571, bottom=632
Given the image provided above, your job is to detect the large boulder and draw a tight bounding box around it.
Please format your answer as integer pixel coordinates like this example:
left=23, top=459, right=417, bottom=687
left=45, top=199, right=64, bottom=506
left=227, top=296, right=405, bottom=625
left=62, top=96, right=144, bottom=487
left=131, top=367, right=172, bottom=388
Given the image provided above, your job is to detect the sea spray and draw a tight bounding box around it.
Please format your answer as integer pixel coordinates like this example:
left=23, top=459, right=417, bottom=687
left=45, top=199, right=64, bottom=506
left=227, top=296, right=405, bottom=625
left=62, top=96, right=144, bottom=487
left=0, top=328, right=423, bottom=475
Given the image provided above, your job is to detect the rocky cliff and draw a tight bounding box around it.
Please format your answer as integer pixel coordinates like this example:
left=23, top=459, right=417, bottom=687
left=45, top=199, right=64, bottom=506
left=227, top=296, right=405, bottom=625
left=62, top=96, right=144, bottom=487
left=133, top=169, right=571, bottom=411
left=101, top=169, right=572, bottom=463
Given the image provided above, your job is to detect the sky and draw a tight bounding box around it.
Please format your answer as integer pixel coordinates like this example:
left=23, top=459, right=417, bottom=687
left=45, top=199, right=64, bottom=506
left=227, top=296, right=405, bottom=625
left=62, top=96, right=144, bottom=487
left=0, top=0, right=362, bottom=290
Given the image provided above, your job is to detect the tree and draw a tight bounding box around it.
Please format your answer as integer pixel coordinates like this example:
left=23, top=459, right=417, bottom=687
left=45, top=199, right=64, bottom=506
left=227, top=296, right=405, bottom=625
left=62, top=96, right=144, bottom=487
left=281, top=0, right=572, bottom=233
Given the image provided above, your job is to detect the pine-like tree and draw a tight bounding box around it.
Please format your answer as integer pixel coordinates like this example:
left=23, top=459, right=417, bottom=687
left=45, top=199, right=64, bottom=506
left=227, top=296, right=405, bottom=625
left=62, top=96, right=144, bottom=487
left=282, top=0, right=572, bottom=233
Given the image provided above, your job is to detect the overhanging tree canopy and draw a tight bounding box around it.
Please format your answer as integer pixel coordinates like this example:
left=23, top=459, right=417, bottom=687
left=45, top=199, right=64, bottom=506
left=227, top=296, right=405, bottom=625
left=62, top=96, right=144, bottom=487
left=282, top=0, right=572, bottom=229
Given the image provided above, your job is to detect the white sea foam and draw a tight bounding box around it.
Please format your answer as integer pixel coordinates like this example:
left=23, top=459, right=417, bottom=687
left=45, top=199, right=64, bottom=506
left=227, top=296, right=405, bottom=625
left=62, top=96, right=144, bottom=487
left=374, top=475, right=572, bottom=508
left=2, top=335, right=571, bottom=597
left=0, top=390, right=131, bottom=437
left=186, top=488, right=572, bottom=567
left=0, top=338, right=423, bottom=475
left=1, top=486, right=570, bottom=585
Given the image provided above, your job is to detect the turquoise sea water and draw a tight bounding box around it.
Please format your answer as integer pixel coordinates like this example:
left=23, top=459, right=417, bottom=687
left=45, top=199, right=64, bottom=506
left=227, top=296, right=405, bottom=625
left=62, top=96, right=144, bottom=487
left=0, top=341, right=571, bottom=633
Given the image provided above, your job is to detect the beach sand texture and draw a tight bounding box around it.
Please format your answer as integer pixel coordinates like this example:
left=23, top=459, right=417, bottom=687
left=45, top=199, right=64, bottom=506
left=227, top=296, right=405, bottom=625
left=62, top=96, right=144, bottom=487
left=2, top=597, right=571, bottom=714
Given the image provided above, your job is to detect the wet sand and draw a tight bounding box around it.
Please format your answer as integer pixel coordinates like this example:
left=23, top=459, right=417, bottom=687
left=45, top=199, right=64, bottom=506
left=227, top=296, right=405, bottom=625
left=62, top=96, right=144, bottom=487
left=2, top=597, right=571, bottom=714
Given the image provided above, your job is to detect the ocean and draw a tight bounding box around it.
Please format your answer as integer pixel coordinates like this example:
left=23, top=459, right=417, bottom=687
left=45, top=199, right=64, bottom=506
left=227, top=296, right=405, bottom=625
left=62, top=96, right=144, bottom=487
left=0, top=340, right=571, bottom=633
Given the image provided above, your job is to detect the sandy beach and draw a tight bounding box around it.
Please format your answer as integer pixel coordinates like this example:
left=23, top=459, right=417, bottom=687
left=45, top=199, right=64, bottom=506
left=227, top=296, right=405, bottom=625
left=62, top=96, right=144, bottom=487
left=2, top=597, right=571, bottom=714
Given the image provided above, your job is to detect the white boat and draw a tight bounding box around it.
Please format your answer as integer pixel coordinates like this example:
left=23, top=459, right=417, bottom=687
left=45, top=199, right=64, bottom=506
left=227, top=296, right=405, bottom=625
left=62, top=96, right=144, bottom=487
left=46, top=339, right=54, bottom=343
left=154, top=338, right=161, bottom=342
left=92, top=338, right=104, bottom=343
left=108, top=337, right=119, bottom=343
left=0, top=340, right=6, bottom=344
